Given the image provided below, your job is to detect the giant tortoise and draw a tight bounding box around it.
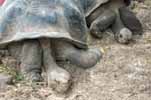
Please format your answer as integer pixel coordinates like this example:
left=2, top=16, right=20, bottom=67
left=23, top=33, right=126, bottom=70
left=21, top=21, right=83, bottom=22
left=85, top=0, right=143, bottom=44
left=0, top=0, right=101, bottom=93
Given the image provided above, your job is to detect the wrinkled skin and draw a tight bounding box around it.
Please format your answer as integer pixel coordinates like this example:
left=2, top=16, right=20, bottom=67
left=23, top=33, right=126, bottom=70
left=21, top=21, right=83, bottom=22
left=0, top=0, right=101, bottom=93
left=0, top=0, right=142, bottom=94
left=7, top=39, right=101, bottom=93
left=87, top=0, right=142, bottom=44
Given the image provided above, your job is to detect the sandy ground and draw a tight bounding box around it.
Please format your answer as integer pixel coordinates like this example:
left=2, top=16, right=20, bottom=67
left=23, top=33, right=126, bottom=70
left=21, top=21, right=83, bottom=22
left=0, top=1, right=151, bottom=100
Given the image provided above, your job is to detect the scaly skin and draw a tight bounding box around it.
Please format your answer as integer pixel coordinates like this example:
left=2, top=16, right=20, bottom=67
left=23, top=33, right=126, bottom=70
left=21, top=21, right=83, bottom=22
left=52, top=40, right=102, bottom=69
left=87, top=0, right=142, bottom=44
left=40, top=39, right=71, bottom=93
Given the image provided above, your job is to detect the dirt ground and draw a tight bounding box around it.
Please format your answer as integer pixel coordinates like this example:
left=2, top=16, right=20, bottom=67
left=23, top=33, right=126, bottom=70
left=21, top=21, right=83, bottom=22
left=0, top=1, right=151, bottom=100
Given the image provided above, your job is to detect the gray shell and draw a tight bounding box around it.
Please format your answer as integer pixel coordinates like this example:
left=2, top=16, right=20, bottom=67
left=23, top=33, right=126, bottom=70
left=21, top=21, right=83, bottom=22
left=0, top=0, right=88, bottom=49
left=82, top=0, right=109, bottom=17
left=83, top=0, right=131, bottom=17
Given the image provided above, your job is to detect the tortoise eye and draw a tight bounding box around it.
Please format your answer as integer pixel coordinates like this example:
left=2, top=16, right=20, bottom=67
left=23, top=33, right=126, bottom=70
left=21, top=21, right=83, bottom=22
left=119, top=34, right=123, bottom=38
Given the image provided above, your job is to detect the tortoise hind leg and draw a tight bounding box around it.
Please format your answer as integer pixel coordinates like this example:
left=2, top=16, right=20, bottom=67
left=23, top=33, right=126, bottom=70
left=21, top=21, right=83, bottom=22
left=40, top=39, right=71, bottom=93
left=89, top=10, right=116, bottom=38
left=20, top=40, right=43, bottom=82
left=53, top=40, right=102, bottom=69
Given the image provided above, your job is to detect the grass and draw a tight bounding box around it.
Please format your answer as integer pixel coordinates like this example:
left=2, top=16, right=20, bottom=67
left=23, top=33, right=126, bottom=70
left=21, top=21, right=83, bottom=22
left=0, top=64, right=24, bottom=82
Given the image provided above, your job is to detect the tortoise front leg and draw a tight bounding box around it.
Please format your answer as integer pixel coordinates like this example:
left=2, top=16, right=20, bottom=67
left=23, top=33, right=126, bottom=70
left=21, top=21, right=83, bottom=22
left=53, top=40, right=101, bottom=69
left=119, top=7, right=143, bottom=35
left=40, top=38, right=71, bottom=93
left=89, top=10, right=116, bottom=38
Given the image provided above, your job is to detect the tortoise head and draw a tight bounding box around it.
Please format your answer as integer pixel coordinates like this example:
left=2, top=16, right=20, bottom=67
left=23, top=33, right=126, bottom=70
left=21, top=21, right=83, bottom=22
left=116, top=28, right=132, bottom=44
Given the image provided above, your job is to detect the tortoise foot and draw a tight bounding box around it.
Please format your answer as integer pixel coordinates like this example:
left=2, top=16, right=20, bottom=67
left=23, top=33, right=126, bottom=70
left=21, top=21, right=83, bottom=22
left=68, top=48, right=102, bottom=68
left=47, top=67, right=71, bottom=93
left=54, top=41, right=102, bottom=68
